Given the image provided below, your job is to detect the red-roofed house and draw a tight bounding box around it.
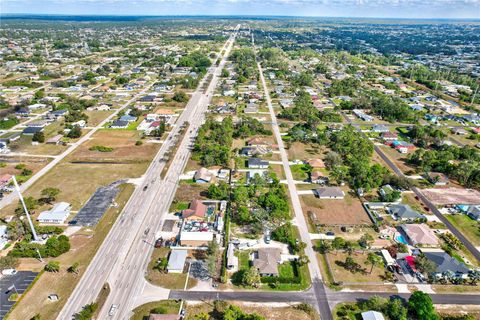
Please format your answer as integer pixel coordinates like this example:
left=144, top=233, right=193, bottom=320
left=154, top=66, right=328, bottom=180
left=182, top=200, right=207, bottom=220
left=0, top=174, right=13, bottom=188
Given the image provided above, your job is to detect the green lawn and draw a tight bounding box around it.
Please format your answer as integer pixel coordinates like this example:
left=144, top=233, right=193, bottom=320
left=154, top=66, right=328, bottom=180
left=278, top=261, right=296, bottom=278
left=446, top=214, right=480, bottom=247
left=131, top=300, right=181, bottom=320
left=290, top=164, right=310, bottom=181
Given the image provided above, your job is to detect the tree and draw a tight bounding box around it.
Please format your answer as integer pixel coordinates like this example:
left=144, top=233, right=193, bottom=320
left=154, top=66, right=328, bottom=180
left=324, top=151, right=342, bottom=169
left=297, top=254, right=310, bottom=266
left=366, top=252, right=383, bottom=274
left=386, top=299, right=407, bottom=320
left=358, top=234, right=374, bottom=249
left=207, top=181, right=230, bottom=200
left=242, top=266, right=261, bottom=287
left=408, top=291, right=438, bottom=320
left=15, top=196, right=38, bottom=216
left=332, top=237, right=346, bottom=252
left=173, top=91, right=189, bottom=103
left=41, top=187, right=60, bottom=204
left=75, top=302, right=98, bottom=320
left=32, top=131, right=45, bottom=143
left=67, top=125, right=82, bottom=138
left=68, top=262, right=80, bottom=274
left=44, top=261, right=60, bottom=272
left=0, top=256, right=19, bottom=269
left=415, top=254, right=436, bottom=275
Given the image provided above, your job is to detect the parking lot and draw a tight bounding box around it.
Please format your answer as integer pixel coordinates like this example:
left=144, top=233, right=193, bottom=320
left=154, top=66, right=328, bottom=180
left=0, top=271, right=38, bottom=319
left=69, top=180, right=124, bottom=226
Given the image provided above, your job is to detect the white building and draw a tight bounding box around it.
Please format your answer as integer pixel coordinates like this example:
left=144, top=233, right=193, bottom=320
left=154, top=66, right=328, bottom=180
left=37, top=202, right=71, bottom=224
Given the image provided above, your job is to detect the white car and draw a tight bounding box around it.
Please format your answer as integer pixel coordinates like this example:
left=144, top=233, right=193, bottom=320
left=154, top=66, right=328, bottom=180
left=2, top=269, right=17, bottom=276
left=109, top=304, right=118, bottom=316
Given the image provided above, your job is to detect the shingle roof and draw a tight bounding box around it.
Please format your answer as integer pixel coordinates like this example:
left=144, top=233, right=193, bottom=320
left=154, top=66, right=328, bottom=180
left=423, top=251, right=469, bottom=274
left=253, top=248, right=281, bottom=275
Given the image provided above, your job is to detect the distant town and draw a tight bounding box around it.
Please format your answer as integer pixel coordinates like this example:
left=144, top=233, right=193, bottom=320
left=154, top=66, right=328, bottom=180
left=0, top=16, right=479, bottom=320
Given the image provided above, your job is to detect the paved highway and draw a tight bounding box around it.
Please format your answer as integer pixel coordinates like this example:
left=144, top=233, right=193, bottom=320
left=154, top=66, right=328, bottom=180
left=255, top=40, right=333, bottom=320
left=58, top=26, right=239, bottom=320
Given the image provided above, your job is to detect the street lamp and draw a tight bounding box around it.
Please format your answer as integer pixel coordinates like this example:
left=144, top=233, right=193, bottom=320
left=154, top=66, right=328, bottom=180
left=12, top=175, right=39, bottom=241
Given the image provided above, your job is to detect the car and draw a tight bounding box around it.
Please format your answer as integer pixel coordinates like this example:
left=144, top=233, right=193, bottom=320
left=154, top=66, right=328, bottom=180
left=1, top=269, right=17, bottom=276
left=180, top=309, right=186, bottom=317
left=108, top=304, right=118, bottom=316
left=143, top=185, right=148, bottom=191
left=326, top=231, right=335, bottom=236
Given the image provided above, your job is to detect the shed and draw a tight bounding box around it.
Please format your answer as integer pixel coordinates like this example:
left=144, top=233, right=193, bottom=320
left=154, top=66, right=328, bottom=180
left=167, top=249, right=188, bottom=273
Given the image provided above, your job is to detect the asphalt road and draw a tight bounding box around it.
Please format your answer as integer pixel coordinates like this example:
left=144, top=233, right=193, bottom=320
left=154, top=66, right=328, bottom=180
left=345, top=115, right=480, bottom=262
left=170, top=288, right=480, bottom=308
left=58, top=27, right=239, bottom=320
left=256, top=42, right=332, bottom=320
left=0, top=271, right=38, bottom=319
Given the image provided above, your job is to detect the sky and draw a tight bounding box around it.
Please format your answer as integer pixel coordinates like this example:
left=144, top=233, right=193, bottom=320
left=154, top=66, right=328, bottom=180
left=1, top=0, right=480, bottom=19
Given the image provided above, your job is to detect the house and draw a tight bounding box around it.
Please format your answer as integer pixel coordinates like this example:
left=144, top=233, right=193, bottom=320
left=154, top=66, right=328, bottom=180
left=179, top=231, right=213, bottom=247
left=353, top=109, right=374, bottom=122
left=381, top=132, right=398, bottom=141
left=466, top=206, right=480, bottom=221
left=194, top=168, right=214, bottom=183
left=399, top=224, right=439, bottom=247
left=182, top=200, right=207, bottom=220
left=120, top=114, right=137, bottom=122
left=22, top=126, right=44, bottom=135
left=452, top=128, right=468, bottom=135
left=388, top=204, right=425, bottom=221
left=423, top=251, right=469, bottom=276
left=27, top=103, right=46, bottom=110
left=253, top=247, right=281, bottom=277
left=247, top=157, right=269, bottom=169
left=0, top=174, right=13, bottom=188
left=37, top=202, right=71, bottom=224
left=310, top=171, right=328, bottom=184
left=0, top=142, right=10, bottom=154
left=226, top=243, right=238, bottom=270
left=148, top=315, right=181, bottom=320
left=49, top=109, right=69, bottom=119
left=15, top=107, right=30, bottom=116
left=372, top=124, right=390, bottom=133
left=46, top=134, right=63, bottom=145
left=315, top=187, right=345, bottom=199
left=361, top=311, right=385, bottom=320
left=428, top=172, right=449, bottom=186
left=110, top=120, right=129, bottom=129
left=392, top=140, right=415, bottom=153
left=166, top=249, right=187, bottom=273
left=305, top=158, right=325, bottom=168
left=244, top=104, right=258, bottom=114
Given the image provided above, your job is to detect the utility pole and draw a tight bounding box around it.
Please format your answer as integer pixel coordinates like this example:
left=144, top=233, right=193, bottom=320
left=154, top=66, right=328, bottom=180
left=472, top=85, right=479, bottom=106
left=12, top=175, right=39, bottom=241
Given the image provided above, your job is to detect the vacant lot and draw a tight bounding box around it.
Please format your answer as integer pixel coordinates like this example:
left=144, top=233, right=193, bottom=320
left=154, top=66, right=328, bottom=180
left=377, top=145, right=416, bottom=173
left=301, top=194, right=371, bottom=226
left=171, top=183, right=209, bottom=204
left=84, top=110, right=114, bottom=126
left=422, top=188, right=480, bottom=206
left=8, top=184, right=134, bottom=320
left=326, top=251, right=386, bottom=283
left=71, top=129, right=159, bottom=163
left=446, top=214, right=480, bottom=247
left=186, top=301, right=318, bottom=320
left=8, top=135, right=67, bottom=156
left=285, top=141, right=323, bottom=161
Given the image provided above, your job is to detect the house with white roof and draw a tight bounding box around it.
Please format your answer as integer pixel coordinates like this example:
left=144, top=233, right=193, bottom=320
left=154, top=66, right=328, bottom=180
left=37, top=202, right=71, bottom=224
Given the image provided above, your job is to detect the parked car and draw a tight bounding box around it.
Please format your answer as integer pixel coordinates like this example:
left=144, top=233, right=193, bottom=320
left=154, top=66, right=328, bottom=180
left=1, top=269, right=17, bottom=276
left=109, top=304, right=118, bottom=316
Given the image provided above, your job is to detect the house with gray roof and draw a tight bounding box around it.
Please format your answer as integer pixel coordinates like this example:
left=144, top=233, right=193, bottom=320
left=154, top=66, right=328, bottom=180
left=252, top=247, right=281, bottom=276
left=388, top=204, right=425, bottom=221
left=423, top=251, right=470, bottom=276
left=315, top=187, right=345, bottom=199
left=167, top=249, right=188, bottom=273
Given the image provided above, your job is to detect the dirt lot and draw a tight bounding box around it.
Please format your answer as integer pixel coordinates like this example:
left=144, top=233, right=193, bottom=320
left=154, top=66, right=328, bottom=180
left=377, top=145, right=416, bottom=173
left=70, top=129, right=159, bottom=163
left=8, top=184, right=135, bottom=320
left=422, top=187, right=480, bottom=205
left=172, top=182, right=209, bottom=204
left=301, top=193, right=371, bottom=226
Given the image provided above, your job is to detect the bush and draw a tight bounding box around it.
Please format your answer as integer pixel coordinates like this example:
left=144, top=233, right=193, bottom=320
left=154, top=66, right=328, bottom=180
left=135, top=140, right=143, bottom=146
left=88, top=145, right=113, bottom=152
left=9, top=235, right=70, bottom=258
left=32, top=131, right=45, bottom=143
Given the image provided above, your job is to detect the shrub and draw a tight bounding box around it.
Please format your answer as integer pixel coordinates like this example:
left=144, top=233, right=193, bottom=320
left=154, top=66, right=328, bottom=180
left=88, top=145, right=113, bottom=152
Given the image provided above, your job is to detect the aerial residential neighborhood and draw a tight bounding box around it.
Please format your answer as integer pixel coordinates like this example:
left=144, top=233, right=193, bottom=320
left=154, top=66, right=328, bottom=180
left=0, top=5, right=480, bottom=320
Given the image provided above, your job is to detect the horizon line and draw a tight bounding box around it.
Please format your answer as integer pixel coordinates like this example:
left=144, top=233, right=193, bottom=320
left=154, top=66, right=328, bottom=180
left=2, top=13, right=480, bottom=21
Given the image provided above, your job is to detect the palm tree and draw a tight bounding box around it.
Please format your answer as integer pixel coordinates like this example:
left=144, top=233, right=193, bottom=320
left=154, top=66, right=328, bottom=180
left=366, top=252, right=383, bottom=274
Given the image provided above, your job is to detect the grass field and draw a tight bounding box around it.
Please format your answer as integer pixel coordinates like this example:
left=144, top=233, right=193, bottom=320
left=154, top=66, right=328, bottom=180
left=8, top=135, right=67, bottom=156
left=285, top=142, right=323, bottom=161
left=326, top=252, right=386, bottom=283
left=84, top=110, right=114, bottom=126
left=8, top=183, right=135, bottom=320
left=146, top=247, right=197, bottom=290
left=446, top=214, right=480, bottom=247
left=290, top=164, right=310, bottom=181
left=131, top=300, right=181, bottom=320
